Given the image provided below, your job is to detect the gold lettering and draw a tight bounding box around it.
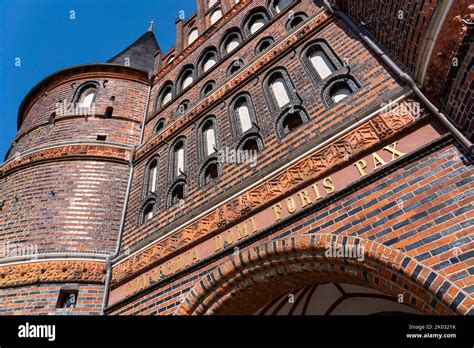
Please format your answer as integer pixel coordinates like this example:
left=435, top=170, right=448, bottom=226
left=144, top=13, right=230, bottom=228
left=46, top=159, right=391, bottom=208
left=372, top=152, right=387, bottom=168
left=311, top=183, right=322, bottom=199
left=250, top=217, right=258, bottom=233
left=236, top=222, right=248, bottom=240
left=286, top=197, right=297, bottom=213
left=297, top=190, right=312, bottom=208
left=226, top=230, right=234, bottom=245
left=354, top=159, right=367, bottom=177
left=383, top=141, right=405, bottom=160
left=272, top=203, right=283, bottom=222
left=214, top=235, right=223, bottom=252
left=323, top=177, right=335, bottom=194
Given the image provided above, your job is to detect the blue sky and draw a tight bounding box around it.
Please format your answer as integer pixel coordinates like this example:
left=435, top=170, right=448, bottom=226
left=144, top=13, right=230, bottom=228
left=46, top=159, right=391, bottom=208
left=0, top=0, right=197, bottom=160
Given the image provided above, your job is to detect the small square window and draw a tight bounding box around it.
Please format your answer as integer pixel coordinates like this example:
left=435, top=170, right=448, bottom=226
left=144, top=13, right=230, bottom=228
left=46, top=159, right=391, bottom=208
left=96, top=134, right=107, bottom=141
left=56, top=289, right=78, bottom=309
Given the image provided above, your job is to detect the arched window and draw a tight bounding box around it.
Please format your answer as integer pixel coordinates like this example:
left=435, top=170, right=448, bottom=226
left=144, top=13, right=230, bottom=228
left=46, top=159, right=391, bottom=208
left=201, top=160, right=220, bottom=186
left=255, top=37, right=274, bottom=54
left=170, top=138, right=186, bottom=179
left=79, top=87, right=96, bottom=107
left=177, top=66, right=195, bottom=93
left=236, top=100, right=253, bottom=132
left=301, top=41, right=342, bottom=84
left=169, top=181, right=186, bottom=207
left=331, top=84, right=352, bottom=103
left=210, top=9, right=222, bottom=25
left=264, top=68, right=300, bottom=114
left=271, top=0, right=292, bottom=14
left=208, top=0, right=218, bottom=8
left=155, top=82, right=174, bottom=111
left=145, top=157, right=159, bottom=194
left=141, top=200, right=155, bottom=224
left=198, top=117, right=218, bottom=159
left=243, top=8, right=270, bottom=36
left=198, top=48, right=219, bottom=75
left=188, top=29, right=199, bottom=45
left=227, top=59, right=243, bottom=76
left=230, top=94, right=258, bottom=136
left=176, top=100, right=190, bottom=117
left=276, top=105, right=309, bottom=136
left=201, top=81, right=216, bottom=97
left=309, top=50, right=335, bottom=79
left=153, top=119, right=166, bottom=134
left=270, top=75, right=291, bottom=108
left=167, top=55, right=175, bottom=64
left=220, top=29, right=243, bottom=55
left=74, top=83, right=98, bottom=108
left=161, top=88, right=173, bottom=106
left=238, top=133, right=265, bottom=153
left=285, top=12, right=307, bottom=31
left=322, top=77, right=359, bottom=108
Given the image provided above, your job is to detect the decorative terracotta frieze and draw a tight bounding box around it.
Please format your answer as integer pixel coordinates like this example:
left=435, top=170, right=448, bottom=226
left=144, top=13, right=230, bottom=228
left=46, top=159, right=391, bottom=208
left=0, top=260, right=106, bottom=288
left=0, top=144, right=132, bottom=177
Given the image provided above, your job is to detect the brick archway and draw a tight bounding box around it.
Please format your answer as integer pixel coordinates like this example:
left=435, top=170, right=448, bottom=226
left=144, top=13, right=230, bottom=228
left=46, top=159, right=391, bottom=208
left=176, top=234, right=466, bottom=315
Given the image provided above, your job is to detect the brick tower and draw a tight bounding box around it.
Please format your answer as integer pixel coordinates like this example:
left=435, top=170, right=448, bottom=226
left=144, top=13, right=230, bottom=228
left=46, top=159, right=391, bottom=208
left=1, top=0, right=473, bottom=315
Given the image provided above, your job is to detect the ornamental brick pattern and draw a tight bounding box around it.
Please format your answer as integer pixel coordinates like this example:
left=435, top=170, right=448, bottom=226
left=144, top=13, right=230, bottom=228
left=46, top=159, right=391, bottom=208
left=1, top=0, right=472, bottom=316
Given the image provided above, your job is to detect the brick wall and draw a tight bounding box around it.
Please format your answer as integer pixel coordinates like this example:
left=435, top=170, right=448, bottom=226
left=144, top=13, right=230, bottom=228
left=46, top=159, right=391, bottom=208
left=0, top=283, right=104, bottom=315
left=119, top=3, right=405, bottom=253
left=0, top=159, right=129, bottom=255
left=7, top=70, right=148, bottom=160
left=108, top=138, right=473, bottom=315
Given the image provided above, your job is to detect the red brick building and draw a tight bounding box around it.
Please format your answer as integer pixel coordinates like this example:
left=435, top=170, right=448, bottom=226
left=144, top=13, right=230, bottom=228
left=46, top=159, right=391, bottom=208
left=0, top=0, right=472, bottom=315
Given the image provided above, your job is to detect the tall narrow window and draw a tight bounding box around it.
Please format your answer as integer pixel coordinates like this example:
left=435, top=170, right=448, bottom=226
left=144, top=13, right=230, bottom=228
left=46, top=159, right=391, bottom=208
left=237, top=100, right=252, bottom=133
left=210, top=9, right=222, bottom=25
left=309, top=50, right=335, bottom=80
left=147, top=159, right=158, bottom=193
left=243, top=9, right=270, bottom=36
left=176, top=146, right=184, bottom=176
left=270, top=76, right=291, bottom=108
left=172, top=139, right=186, bottom=177
left=188, top=29, right=198, bottom=45
left=201, top=119, right=217, bottom=157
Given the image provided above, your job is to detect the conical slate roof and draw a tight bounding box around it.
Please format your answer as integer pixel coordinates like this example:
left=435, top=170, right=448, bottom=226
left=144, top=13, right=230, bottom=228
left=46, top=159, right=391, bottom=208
left=107, top=27, right=159, bottom=73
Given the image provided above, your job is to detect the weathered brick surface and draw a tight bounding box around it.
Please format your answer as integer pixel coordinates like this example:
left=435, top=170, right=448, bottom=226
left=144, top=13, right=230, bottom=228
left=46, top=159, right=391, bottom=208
left=0, top=159, right=129, bottom=254
left=0, top=283, right=104, bottom=315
